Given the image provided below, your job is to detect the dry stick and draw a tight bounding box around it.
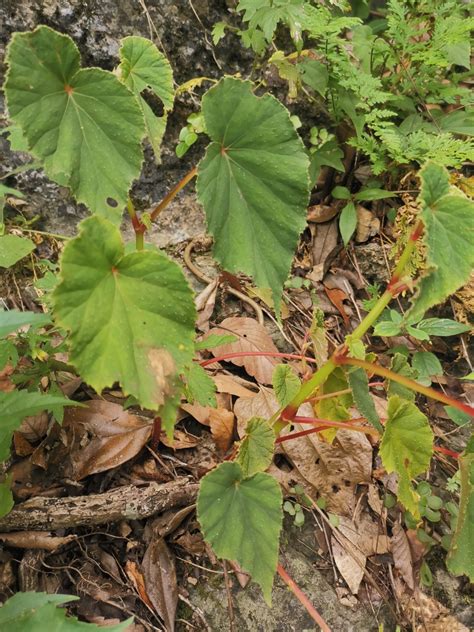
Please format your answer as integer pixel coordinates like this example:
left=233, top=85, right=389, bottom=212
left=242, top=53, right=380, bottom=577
left=277, top=564, right=332, bottom=632
left=0, top=479, right=198, bottom=533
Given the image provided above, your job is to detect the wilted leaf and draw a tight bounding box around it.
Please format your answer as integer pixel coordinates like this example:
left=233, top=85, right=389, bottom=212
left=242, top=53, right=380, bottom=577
left=379, top=396, right=433, bottom=516
left=197, top=77, right=309, bottom=312
left=212, top=374, right=257, bottom=398
left=62, top=400, right=152, bottom=480
left=142, top=538, right=178, bottom=631
left=234, top=386, right=279, bottom=436
left=355, top=206, right=380, bottom=243
left=197, top=461, right=282, bottom=603
left=237, top=417, right=275, bottom=477
left=309, top=218, right=339, bottom=283
left=5, top=26, right=145, bottom=222
left=208, top=317, right=279, bottom=384
left=391, top=522, right=414, bottom=590
left=209, top=408, right=235, bottom=453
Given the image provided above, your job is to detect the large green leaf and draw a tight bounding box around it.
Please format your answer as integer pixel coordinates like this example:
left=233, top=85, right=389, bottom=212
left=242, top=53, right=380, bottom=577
left=0, top=390, right=73, bottom=461
left=0, top=309, right=50, bottom=338
left=0, top=235, right=35, bottom=268
left=237, top=417, right=275, bottom=477
left=0, top=592, right=131, bottom=631
left=118, top=36, right=174, bottom=163
left=52, top=216, right=196, bottom=411
left=409, top=162, right=474, bottom=321
left=379, top=396, right=433, bottom=516
left=197, top=461, right=282, bottom=603
left=4, top=26, right=144, bottom=222
left=447, top=438, right=474, bottom=581
left=197, top=77, right=309, bottom=313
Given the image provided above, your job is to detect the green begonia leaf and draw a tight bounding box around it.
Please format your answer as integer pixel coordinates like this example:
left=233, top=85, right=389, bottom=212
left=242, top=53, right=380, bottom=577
left=237, top=417, right=275, bottom=477
left=4, top=26, right=145, bottom=222
left=0, top=390, right=73, bottom=461
left=447, top=439, right=474, bottom=581
left=388, top=353, right=417, bottom=401
left=379, top=396, right=433, bottom=516
left=409, top=162, right=474, bottom=320
left=197, top=461, right=282, bottom=603
left=272, top=364, right=301, bottom=407
left=0, top=310, right=50, bottom=337
left=183, top=363, right=217, bottom=407
left=0, top=592, right=131, bottom=631
left=0, top=235, right=35, bottom=268
left=347, top=367, right=383, bottom=432
left=52, top=216, right=196, bottom=412
left=118, top=36, right=174, bottom=163
left=197, top=78, right=309, bottom=313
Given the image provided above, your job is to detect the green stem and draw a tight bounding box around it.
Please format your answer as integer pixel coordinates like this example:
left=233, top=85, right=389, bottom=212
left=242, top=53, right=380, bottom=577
left=127, top=198, right=144, bottom=251
left=275, top=218, right=425, bottom=430
left=336, top=356, right=474, bottom=418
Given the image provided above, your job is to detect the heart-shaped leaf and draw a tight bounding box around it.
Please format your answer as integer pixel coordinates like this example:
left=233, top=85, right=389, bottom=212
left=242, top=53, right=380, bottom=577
left=4, top=26, right=145, bottom=222
left=237, top=417, right=275, bottom=477
left=118, top=36, right=174, bottom=163
left=379, top=396, right=433, bottom=516
left=0, top=235, right=35, bottom=268
left=197, top=77, right=309, bottom=313
left=409, top=162, right=474, bottom=320
left=52, top=215, right=196, bottom=411
left=197, top=461, right=282, bottom=602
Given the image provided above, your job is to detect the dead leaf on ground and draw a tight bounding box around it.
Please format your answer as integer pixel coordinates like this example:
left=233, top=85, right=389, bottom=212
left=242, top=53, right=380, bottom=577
left=234, top=387, right=278, bottom=437
left=0, top=531, right=75, bottom=551
left=355, top=205, right=380, bottom=243
left=17, top=411, right=49, bottom=442
left=209, top=408, right=235, bottom=452
left=195, top=279, right=218, bottom=332
left=13, top=432, right=34, bottom=457
left=324, top=285, right=351, bottom=327
left=332, top=515, right=389, bottom=594
left=181, top=392, right=231, bottom=426
left=142, top=538, right=178, bottom=632
left=280, top=428, right=373, bottom=515
left=307, top=204, right=339, bottom=223
left=125, top=560, right=154, bottom=610
left=160, top=429, right=201, bottom=450
left=308, top=219, right=339, bottom=283
left=60, top=400, right=152, bottom=480
left=212, top=373, right=258, bottom=398
left=207, top=317, right=279, bottom=384
left=391, top=522, right=414, bottom=590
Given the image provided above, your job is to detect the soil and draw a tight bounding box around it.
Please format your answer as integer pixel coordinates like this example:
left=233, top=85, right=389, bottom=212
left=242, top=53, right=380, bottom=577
left=0, top=2, right=472, bottom=631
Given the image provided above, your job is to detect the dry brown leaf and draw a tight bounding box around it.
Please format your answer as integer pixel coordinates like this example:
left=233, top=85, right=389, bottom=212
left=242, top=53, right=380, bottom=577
left=142, top=538, right=178, bottom=632
left=207, top=317, right=279, bottom=384
left=307, top=204, right=338, bottom=223
left=195, top=279, right=218, bottom=332
left=125, top=560, right=154, bottom=610
left=0, top=531, right=75, bottom=551
left=280, top=428, right=372, bottom=515
left=13, top=432, right=34, bottom=457
left=367, top=484, right=383, bottom=515
left=234, top=387, right=279, bottom=437
left=212, top=374, right=257, bottom=398
left=160, top=429, right=200, bottom=450
left=324, top=285, right=350, bottom=327
left=209, top=408, right=235, bottom=452
left=332, top=536, right=365, bottom=595
left=62, top=400, right=152, bottom=480
left=391, top=522, right=415, bottom=590
left=355, top=205, right=380, bottom=243
left=308, top=219, right=339, bottom=283
left=181, top=392, right=231, bottom=426
left=17, top=411, right=49, bottom=442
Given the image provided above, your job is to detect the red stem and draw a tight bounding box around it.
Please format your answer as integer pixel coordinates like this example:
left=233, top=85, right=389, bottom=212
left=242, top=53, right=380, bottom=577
left=200, top=351, right=318, bottom=367
left=277, top=564, right=332, bottom=632
left=434, top=445, right=460, bottom=459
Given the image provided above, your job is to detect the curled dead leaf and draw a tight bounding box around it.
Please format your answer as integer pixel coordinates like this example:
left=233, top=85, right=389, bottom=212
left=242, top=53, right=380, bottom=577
left=142, top=538, right=178, bottom=632
left=355, top=205, right=380, bottom=243
left=209, top=408, right=235, bottom=453
left=391, top=522, right=414, bottom=591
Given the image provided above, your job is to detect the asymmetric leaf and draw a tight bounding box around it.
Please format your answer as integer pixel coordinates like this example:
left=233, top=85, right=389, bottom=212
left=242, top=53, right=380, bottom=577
left=119, top=36, right=174, bottom=162
left=0, top=592, right=131, bottom=631
left=272, top=364, right=301, bottom=407
left=379, top=396, right=433, bottom=516
left=409, top=162, right=474, bottom=320
left=237, top=417, right=275, bottom=477
left=52, top=216, right=196, bottom=411
left=4, top=26, right=145, bottom=222
left=197, top=78, right=309, bottom=312
left=0, top=390, right=73, bottom=461
left=447, top=439, right=474, bottom=581
left=0, top=235, right=35, bottom=268
left=0, top=310, right=50, bottom=338
left=197, top=461, right=282, bottom=603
